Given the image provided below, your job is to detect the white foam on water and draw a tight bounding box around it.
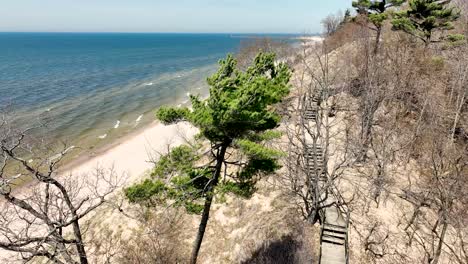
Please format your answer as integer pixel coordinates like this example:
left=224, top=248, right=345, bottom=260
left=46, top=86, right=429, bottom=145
left=177, top=75, right=182, bottom=78
left=136, top=115, right=143, bottom=122
left=114, top=120, right=121, bottom=129
left=144, top=82, right=154, bottom=86
left=186, top=92, right=191, bottom=97
left=49, top=146, right=75, bottom=161
left=98, top=134, right=107, bottom=139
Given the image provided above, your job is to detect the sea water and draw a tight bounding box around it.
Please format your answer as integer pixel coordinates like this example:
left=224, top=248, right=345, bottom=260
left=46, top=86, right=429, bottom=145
left=0, top=33, right=297, bottom=158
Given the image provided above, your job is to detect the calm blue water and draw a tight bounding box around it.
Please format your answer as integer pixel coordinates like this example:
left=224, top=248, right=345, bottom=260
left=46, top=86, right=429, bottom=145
left=0, top=33, right=295, bottom=152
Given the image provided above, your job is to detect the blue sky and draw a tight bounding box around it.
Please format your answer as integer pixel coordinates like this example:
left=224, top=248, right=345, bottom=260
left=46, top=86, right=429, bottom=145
left=0, top=0, right=353, bottom=33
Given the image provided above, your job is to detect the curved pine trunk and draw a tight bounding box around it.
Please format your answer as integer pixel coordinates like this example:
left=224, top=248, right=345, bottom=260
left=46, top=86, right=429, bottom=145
left=190, top=142, right=229, bottom=264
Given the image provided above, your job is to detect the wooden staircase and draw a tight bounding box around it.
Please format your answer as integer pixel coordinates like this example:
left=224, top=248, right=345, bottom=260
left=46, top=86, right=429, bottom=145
left=305, top=144, right=327, bottom=182
left=322, top=224, right=346, bottom=246
left=304, top=94, right=320, bottom=120
left=320, top=219, right=348, bottom=264
left=303, top=92, right=349, bottom=264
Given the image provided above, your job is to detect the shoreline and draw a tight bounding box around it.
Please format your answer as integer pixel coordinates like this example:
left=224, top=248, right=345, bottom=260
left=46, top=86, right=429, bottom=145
left=57, top=118, right=161, bottom=175
left=9, top=95, right=201, bottom=194
left=57, top=97, right=207, bottom=183
left=9, top=119, right=199, bottom=194
left=58, top=120, right=199, bottom=185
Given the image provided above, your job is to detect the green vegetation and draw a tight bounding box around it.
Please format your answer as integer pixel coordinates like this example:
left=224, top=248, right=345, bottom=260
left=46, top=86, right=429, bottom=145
left=125, top=179, right=167, bottom=204
left=126, top=53, right=291, bottom=264
left=392, top=0, right=461, bottom=45
left=444, top=33, right=466, bottom=48
left=156, top=106, right=190, bottom=125
left=352, top=0, right=406, bottom=53
left=447, top=33, right=465, bottom=42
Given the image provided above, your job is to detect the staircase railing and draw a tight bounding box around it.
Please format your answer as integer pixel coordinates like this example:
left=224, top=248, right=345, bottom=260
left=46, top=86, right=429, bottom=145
left=345, top=210, right=350, bottom=264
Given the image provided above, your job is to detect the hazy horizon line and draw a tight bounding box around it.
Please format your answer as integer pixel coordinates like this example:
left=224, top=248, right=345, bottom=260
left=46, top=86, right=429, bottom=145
left=0, top=31, right=321, bottom=36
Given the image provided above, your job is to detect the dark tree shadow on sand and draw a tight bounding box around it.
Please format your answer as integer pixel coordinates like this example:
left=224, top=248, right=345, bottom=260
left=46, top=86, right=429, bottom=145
left=241, top=235, right=314, bottom=264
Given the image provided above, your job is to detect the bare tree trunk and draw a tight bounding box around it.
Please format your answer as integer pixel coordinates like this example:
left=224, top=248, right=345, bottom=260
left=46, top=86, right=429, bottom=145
left=73, top=220, right=89, bottom=264
left=190, top=141, right=230, bottom=264
left=431, top=221, right=448, bottom=264
left=0, top=121, right=121, bottom=263
left=451, top=89, right=466, bottom=142
left=373, top=27, right=382, bottom=55
left=49, top=178, right=89, bottom=264
left=359, top=101, right=379, bottom=162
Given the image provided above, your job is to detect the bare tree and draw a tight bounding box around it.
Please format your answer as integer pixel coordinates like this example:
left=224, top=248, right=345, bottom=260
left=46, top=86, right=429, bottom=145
left=0, top=115, right=122, bottom=263
left=399, top=133, right=467, bottom=263
left=321, top=11, right=344, bottom=36
left=281, top=37, right=354, bottom=226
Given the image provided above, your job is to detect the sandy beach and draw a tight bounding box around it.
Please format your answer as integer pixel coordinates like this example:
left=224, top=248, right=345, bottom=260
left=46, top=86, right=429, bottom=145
left=296, top=36, right=324, bottom=42
left=60, top=120, right=198, bottom=185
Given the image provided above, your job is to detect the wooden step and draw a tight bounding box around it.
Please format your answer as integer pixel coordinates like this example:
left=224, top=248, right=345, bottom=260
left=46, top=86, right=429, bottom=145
left=308, top=168, right=326, bottom=172
left=323, top=224, right=347, bottom=234
left=322, top=230, right=346, bottom=240
left=309, top=164, right=325, bottom=167
left=305, top=147, right=323, bottom=151
left=306, top=156, right=324, bottom=160
left=305, top=152, right=323, bottom=156
left=321, top=236, right=345, bottom=246
left=308, top=166, right=325, bottom=170
left=307, top=162, right=325, bottom=166
left=308, top=171, right=326, bottom=177
left=306, top=157, right=324, bottom=161
left=307, top=164, right=324, bottom=168
left=307, top=159, right=323, bottom=163
left=307, top=157, right=323, bottom=161
left=323, top=234, right=345, bottom=245
left=306, top=153, right=323, bottom=156
left=306, top=145, right=322, bottom=148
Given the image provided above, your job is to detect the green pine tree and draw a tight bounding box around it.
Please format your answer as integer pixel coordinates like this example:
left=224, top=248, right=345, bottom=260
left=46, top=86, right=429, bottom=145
left=392, top=0, right=461, bottom=45
left=352, top=0, right=406, bottom=53
left=125, top=53, right=291, bottom=264
left=339, top=9, right=353, bottom=28
left=344, top=8, right=352, bottom=22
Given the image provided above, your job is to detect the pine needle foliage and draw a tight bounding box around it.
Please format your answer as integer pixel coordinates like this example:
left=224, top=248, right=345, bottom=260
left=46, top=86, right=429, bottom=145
left=353, top=0, right=406, bottom=26
left=392, top=0, right=461, bottom=44
left=352, top=0, right=406, bottom=53
left=125, top=53, right=291, bottom=264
